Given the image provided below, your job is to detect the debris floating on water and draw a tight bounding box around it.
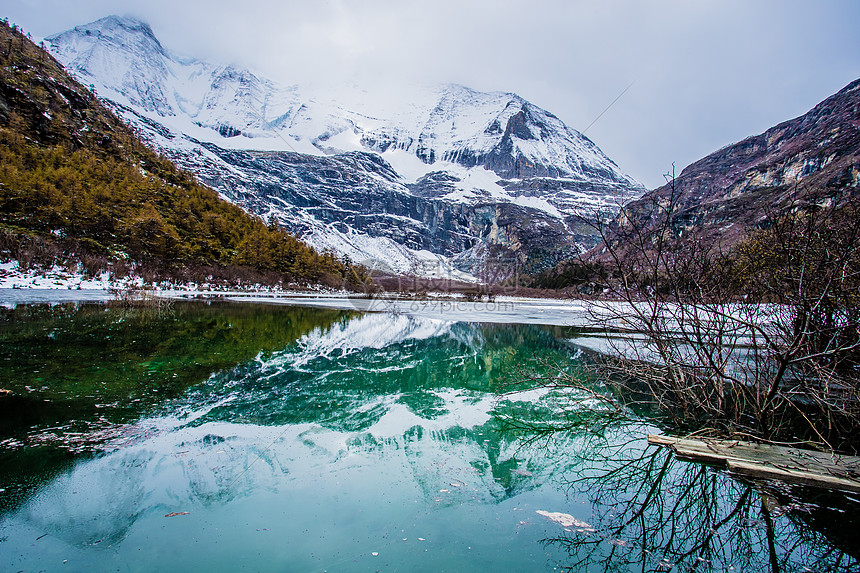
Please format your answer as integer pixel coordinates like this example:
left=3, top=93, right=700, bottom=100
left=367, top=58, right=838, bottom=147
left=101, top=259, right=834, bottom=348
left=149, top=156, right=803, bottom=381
left=164, top=512, right=190, bottom=518
left=536, top=510, right=595, bottom=533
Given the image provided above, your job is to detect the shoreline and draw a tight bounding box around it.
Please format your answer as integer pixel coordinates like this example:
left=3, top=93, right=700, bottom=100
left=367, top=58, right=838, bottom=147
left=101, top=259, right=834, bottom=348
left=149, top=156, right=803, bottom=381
left=0, top=286, right=595, bottom=327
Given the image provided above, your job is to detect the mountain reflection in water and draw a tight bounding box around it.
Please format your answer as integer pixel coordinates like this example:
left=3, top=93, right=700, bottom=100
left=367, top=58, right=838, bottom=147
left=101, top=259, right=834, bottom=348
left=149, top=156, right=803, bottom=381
left=0, top=303, right=856, bottom=572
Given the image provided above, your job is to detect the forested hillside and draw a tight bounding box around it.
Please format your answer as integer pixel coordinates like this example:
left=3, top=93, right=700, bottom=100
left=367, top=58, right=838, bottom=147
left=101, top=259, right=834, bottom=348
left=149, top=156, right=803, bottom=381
left=0, top=20, right=365, bottom=288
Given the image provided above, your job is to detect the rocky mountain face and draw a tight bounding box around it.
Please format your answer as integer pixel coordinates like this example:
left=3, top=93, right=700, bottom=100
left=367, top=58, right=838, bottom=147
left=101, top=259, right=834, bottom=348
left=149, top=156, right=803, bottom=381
left=603, top=78, right=860, bottom=250
left=47, top=16, right=644, bottom=279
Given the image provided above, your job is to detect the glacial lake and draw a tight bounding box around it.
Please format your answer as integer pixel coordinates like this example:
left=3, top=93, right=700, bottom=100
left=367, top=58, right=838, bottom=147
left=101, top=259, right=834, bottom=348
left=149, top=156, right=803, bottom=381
left=0, top=299, right=857, bottom=572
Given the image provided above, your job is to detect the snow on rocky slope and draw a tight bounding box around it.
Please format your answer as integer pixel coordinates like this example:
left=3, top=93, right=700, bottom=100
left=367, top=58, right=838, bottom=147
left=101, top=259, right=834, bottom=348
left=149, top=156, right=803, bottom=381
left=47, top=16, right=644, bottom=278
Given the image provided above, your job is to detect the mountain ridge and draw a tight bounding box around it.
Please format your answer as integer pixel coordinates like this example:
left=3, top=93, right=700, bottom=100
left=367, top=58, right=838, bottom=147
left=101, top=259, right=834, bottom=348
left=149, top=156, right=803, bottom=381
left=532, top=76, right=860, bottom=291
left=606, top=77, right=860, bottom=248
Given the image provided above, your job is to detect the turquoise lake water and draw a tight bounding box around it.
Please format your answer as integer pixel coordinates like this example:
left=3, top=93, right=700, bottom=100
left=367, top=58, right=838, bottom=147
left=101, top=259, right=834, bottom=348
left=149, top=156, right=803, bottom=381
left=0, top=301, right=857, bottom=572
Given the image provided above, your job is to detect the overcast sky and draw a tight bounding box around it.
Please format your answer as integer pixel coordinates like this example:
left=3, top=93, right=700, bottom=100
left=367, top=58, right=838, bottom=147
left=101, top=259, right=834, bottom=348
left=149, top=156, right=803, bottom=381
left=3, top=0, right=859, bottom=188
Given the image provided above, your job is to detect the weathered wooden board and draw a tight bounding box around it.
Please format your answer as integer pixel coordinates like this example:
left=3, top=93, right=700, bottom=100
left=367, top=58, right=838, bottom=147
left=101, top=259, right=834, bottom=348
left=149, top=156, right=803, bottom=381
left=648, top=434, right=860, bottom=493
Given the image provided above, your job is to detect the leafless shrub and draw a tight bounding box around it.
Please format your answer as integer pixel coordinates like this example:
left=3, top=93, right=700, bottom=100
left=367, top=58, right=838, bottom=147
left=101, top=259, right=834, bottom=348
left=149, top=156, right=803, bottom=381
left=80, top=253, right=109, bottom=278
left=109, top=258, right=133, bottom=280
left=579, top=178, right=860, bottom=452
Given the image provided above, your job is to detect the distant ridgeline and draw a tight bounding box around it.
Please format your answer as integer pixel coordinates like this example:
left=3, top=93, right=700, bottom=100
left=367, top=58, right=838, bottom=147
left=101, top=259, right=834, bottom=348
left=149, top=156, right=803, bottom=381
left=535, top=76, right=860, bottom=291
left=0, top=20, right=365, bottom=287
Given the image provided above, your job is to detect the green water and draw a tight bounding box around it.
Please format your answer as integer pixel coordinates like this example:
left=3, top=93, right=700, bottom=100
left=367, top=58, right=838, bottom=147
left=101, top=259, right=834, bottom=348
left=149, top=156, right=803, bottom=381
left=0, top=302, right=857, bottom=572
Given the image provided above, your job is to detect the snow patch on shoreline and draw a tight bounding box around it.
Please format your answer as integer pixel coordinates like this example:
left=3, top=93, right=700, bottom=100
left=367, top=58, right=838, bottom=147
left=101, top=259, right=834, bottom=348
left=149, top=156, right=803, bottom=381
left=0, top=261, right=128, bottom=291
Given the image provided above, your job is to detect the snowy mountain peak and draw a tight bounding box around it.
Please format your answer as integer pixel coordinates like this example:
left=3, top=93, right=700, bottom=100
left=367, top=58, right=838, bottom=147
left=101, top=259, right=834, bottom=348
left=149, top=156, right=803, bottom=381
left=46, top=16, right=640, bottom=189
left=46, top=16, right=644, bottom=278
left=75, top=15, right=159, bottom=42
left=47, top=15, right=176, bottom=115
left=49, top=15, right=167, bottom=62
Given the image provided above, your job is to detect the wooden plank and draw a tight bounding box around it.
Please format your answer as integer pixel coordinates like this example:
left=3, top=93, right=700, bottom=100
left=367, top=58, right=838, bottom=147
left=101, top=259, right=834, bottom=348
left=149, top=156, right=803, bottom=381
left=648, top=434, right=860, bottom=493
left=646, top=434, right=677, bottom=447
left=648, top=435, right=860, bottom=473
left=670, top=444, right=731, bottom=466
left=727, top=459, right=860, bottom=494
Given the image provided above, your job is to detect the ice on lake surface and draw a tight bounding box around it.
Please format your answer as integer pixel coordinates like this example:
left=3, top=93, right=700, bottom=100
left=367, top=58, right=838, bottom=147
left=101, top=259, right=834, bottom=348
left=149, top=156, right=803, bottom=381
left=217, top=293, right=600, bottom=326
left=0, top=289, right=596, bottom=326
left=0, top=288, right=117, bottom=307
left=0, top=301, right=856, bottom=572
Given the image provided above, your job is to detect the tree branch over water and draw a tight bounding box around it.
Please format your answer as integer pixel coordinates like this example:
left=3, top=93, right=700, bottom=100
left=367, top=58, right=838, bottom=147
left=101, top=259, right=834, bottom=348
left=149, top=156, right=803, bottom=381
left=567, top=178, right=860, bottom=452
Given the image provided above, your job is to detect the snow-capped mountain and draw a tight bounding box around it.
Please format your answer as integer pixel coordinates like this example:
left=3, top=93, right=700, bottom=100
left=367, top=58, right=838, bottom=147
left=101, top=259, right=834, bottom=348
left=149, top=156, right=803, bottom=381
left=46, top=15, right=644, bottom=278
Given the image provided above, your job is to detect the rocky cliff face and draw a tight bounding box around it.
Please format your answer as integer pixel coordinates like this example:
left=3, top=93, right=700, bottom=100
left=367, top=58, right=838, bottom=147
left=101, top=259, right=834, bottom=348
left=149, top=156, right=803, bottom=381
left=606, top=78, right=860, bottom=248
left=47, top=15, right=644, bottom=278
